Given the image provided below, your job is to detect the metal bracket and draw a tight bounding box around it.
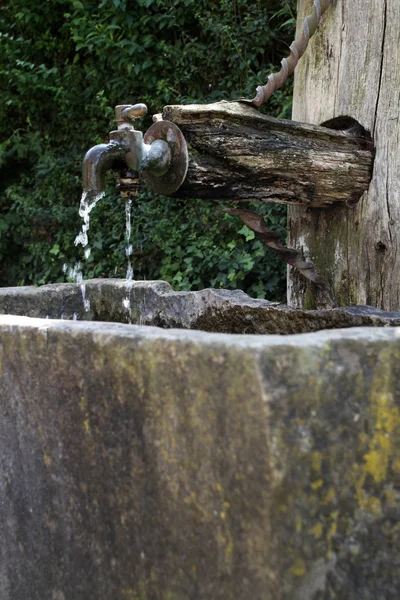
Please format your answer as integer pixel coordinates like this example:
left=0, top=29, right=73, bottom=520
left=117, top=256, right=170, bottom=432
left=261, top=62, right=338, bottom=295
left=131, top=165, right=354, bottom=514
left=142, top=121, right=189, bottom=195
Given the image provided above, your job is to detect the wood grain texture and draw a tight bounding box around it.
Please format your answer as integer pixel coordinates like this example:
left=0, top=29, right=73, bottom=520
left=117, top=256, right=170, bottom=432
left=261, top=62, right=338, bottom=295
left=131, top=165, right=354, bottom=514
left=161, top=101, right=373, bottom=208
left=288, top=0, right=400, bottom=309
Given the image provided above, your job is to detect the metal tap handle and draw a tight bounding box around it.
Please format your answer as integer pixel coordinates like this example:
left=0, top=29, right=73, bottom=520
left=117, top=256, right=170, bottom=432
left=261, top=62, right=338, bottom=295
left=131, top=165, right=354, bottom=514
left=115, top=104, right=148, bottom=128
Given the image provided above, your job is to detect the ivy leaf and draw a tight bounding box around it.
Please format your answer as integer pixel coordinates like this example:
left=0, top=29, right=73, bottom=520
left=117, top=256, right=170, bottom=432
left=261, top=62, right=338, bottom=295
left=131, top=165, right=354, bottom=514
left=238, top=225, right=255, bottom=241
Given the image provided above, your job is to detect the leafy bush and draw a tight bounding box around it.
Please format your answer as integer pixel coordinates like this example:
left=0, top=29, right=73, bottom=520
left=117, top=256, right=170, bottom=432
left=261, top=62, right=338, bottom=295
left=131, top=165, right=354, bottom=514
left=0, top=0, right=295, bottom=300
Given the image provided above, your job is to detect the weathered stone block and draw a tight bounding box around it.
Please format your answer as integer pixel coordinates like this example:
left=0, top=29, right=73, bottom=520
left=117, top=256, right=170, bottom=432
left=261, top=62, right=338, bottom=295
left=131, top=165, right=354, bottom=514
left=1, top=314, right=400, bottom=599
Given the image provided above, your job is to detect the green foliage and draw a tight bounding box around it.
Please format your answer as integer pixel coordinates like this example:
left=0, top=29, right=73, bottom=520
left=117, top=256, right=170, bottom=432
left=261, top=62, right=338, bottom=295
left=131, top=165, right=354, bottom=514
left=78, top=190, right=287, bottom=300
left=0, top=0, right=295, bottom=300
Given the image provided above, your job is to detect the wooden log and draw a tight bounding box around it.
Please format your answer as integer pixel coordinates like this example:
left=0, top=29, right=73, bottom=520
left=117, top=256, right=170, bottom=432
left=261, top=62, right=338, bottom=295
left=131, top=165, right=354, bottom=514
left=161, top=101, right=374, bottom=208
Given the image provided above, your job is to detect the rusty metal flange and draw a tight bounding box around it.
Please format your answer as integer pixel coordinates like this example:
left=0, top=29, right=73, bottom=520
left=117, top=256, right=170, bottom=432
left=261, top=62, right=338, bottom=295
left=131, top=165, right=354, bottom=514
left=142, top=121, right=189, bottom=195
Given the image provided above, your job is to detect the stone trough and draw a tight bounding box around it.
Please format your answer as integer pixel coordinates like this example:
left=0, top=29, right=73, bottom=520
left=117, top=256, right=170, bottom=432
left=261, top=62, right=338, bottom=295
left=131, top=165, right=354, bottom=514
left=1, top=279, right=400, bottom=599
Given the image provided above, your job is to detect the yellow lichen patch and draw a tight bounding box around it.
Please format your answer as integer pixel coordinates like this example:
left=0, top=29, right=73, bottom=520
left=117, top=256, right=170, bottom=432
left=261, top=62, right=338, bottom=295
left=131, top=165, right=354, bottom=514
left=363, top=447, right=388, bottom=483
left=352, top=364, right=400, bottom=514
left=311, top=451, right=323, bottom=473
left=326, top=511, right=339, bottom=556
left=79, top=395, right=87, bottom=414
left=290, top=557, right=306, bottom=577
left=225, top=537, right=234, bottom=559
left=363, top=496, right=382, bottom=516
left=321, top=487, right=336, bottom=506
left=79, top=396, right=91, bottom=434
left=310, top=521, right=323, bottom=540
left=220, top=501, right=231, bottom=521
left=311, top=479, right=324, bottom=490
left=43, top=452, right=51, bottom=467
left=362, top=392, right=400, bottom=483
left=384, top=488, right=396, bottom=505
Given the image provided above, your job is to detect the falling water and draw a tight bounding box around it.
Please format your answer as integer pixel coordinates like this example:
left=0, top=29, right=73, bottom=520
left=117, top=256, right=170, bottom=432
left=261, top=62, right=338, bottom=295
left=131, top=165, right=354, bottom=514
left=63, top=261, right=90, bottom=312
left=74, top=190, right=105, bottom=251
left=125, top=197, right=133, bottom=282
left=64, top=190, right=105, bottom=312
left=123, top=197, right=134, bottom=317
left=65, top=190, right=134, bottom=317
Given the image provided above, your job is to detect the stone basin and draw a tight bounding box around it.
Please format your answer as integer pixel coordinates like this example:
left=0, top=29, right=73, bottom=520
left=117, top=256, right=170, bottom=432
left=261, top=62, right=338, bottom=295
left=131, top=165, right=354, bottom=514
left=1, top=280, right=400, bottom=599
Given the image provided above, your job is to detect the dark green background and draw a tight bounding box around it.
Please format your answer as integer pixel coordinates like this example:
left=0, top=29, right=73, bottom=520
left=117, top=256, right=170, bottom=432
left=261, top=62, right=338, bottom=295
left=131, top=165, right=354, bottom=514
left=0, top=0, right=295, bottom=301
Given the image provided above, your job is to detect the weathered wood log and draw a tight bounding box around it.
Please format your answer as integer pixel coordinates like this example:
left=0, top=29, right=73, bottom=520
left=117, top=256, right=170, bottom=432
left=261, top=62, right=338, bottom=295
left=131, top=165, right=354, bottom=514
left=160, top=101, right=374, bottom=208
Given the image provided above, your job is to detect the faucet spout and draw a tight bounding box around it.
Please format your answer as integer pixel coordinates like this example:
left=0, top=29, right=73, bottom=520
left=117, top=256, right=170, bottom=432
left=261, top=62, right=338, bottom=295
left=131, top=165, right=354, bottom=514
left=82, top=102, right=189, bottom=197
left=82, top=140, right=128, bottom=194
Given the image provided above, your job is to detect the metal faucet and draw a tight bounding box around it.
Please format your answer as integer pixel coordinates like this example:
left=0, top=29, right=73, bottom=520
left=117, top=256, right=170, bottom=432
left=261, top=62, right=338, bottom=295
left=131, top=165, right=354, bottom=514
left=82, top=103, right=188, bottom=196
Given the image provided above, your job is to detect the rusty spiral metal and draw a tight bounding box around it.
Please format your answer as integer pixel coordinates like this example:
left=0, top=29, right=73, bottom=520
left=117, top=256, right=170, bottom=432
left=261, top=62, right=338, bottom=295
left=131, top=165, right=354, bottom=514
left=245, top=0, right=333, bottom=108
left=224, top=208, right=336, bottom=308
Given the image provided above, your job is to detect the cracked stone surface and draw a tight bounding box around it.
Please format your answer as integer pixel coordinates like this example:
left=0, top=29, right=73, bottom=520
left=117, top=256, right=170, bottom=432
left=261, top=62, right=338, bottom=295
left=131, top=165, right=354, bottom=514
left=1, top=278, right=400, bottom=333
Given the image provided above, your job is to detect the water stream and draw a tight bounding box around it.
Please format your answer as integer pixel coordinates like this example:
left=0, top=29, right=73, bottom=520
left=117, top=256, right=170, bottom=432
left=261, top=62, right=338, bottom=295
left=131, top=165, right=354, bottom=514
left=63, top=191, right=105, bottom=312
left=123, top=197, right=134, bottom=317
left=65, top=190, right=135, bottom=316
left=74, top=190, right=105, bottom=252
left=63, top=261, right=90, bottom=312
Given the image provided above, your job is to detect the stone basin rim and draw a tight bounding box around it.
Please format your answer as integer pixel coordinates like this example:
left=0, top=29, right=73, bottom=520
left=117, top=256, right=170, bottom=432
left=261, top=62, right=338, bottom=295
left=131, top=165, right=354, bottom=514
left=1, top=314, right=400, bottom=349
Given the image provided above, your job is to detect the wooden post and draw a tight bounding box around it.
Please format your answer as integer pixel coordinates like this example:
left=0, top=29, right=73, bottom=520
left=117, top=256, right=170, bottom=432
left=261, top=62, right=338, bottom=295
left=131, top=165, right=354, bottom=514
left=288, top=0, right=400, bottom=309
